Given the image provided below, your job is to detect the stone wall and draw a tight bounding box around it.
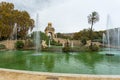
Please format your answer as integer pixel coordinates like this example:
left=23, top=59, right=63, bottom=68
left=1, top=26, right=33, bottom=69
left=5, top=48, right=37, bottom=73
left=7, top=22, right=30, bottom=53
left=0, top=68, right=120, bottom=80
left=54, top=38, right=81, bottom=46
left=0, top=40, right=16, bottom=50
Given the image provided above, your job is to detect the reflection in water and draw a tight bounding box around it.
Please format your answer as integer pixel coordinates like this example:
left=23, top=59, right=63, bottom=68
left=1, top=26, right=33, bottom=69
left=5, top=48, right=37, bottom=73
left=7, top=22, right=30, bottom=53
left=64, top=54, right=70, bottom=63
left=26, top=54, right=55, bottom=72
left=73, top=52, right=104, bottom=74
left=0, top=50, right=120, bottom=74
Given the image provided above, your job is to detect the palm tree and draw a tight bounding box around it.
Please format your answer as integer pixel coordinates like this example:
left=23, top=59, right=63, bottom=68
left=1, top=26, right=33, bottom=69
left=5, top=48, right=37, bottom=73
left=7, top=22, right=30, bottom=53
left=88, top=11, right=99, bottom=49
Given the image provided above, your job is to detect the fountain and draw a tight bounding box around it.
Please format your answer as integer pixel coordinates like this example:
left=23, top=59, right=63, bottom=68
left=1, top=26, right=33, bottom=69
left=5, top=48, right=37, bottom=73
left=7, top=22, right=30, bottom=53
left=48, top=39, right=51, bottom=47
left=102, top=33, right=107, bottom=47
left=27, top=28, right=32, bottom=37
left=71, top=41, right=74, bottom=48
left=103, top=15, right=120, bottom=56
left=6, top=23, right=18, bottom=50
left=11, top=23, right=17, bottom=40
left=62, top=43, right=65, bottom=47
left=117, top=28, right=120, bottom=50
left=106, top=15, right=111, bottom=55
left=34, top=14, right=41, bottom=53
left=48, top=33, right=52, bottom=47
left=1, top=12, right=120, bottom=75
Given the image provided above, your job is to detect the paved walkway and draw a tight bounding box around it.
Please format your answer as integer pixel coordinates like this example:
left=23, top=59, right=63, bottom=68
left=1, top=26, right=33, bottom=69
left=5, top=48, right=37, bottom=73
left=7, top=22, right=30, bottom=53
left=0, top=68, right=120, bottom=80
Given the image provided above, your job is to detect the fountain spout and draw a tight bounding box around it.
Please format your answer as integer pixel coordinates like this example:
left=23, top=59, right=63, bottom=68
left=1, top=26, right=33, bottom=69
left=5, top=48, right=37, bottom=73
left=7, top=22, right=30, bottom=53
left=34, top=14, right=41, bottom=53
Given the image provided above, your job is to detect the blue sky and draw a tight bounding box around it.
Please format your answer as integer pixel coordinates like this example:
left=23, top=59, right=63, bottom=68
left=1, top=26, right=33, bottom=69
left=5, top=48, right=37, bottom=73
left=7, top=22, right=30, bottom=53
left=1, top=0, right=120, bottom=33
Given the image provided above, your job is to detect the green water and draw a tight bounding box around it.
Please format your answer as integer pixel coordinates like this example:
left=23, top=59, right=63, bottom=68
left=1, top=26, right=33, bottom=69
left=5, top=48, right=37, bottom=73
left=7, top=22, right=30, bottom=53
left=0, top=50, right=120, bottom=75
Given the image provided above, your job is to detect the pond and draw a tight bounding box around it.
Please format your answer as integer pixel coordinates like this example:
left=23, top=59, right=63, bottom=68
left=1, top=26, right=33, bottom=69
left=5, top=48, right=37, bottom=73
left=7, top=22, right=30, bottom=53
left=0, top=50, right=120, bottom=75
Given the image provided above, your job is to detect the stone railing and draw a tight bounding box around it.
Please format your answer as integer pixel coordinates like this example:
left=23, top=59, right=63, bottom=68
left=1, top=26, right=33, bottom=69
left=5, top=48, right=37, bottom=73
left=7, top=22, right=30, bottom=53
left=0, top=68, right=120, bottom=80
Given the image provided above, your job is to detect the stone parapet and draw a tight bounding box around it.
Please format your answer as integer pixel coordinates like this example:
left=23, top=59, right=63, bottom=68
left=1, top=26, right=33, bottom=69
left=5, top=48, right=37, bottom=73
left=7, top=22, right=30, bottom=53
left=0, top=68, right=120, bottom=80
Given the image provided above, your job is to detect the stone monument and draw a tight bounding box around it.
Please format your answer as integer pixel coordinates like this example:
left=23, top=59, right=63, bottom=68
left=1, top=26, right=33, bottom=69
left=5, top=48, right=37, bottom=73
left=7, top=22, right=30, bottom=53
left=45, top=22, right=56, bottom=38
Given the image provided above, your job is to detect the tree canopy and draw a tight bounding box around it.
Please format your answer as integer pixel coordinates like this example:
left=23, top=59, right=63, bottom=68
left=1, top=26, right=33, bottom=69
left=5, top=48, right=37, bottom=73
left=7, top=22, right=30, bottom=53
left=0, top=2, right=34, bottom=40
left=87, top=11, right=99, bottom=48
left=88, top=11, right=99, bottom=25
left=73, top=28, right=105, bottom=43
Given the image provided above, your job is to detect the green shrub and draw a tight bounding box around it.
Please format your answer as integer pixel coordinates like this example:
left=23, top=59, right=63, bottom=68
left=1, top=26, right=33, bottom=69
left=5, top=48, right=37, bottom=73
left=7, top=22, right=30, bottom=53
left=62, top=40, right=72, bottom=52
left=15, top=40, right=24, bottom=49
left=51, top=39, right=62, bottom=46
left=62, top=46, right=71, bottom=52
left=88, top=44, right=99, bottom=51
left=78, top=46, right=89, bottom=52
left=25, top=39, right=34, bottom=47
left=72, top=45, right=99, bottom=52
left=81, top=38, right=87, bottom=45
left=0, top=44, right=6, bottom=49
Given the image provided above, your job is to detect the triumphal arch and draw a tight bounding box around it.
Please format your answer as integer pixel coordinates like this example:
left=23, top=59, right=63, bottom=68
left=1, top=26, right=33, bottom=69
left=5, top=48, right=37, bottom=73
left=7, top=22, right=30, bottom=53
left=44, top=22, right=56, bottom=38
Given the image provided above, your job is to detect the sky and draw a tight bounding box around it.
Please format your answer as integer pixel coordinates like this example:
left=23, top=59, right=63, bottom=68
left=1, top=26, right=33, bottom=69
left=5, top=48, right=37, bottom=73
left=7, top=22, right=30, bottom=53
left=1, top=0, right=120, bottom=33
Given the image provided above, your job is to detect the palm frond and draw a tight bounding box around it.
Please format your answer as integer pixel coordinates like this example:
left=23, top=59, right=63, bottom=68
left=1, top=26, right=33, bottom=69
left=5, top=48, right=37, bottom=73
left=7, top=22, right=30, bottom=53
left=88, top=11, right=99, bottom=24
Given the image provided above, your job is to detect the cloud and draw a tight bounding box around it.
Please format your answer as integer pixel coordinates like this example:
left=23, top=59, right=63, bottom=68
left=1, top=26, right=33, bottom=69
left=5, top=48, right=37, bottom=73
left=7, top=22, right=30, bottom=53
left=1, top=0, right=120, bottom=33
left=0, top=0, right=66, bottom=17
left=38, top=0, right=120, bottom=32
